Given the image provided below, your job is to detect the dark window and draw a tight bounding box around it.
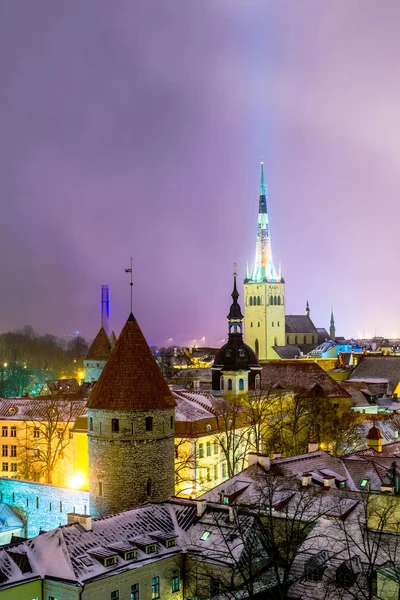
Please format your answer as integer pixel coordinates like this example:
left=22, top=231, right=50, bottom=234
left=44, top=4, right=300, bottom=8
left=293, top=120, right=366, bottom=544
left=214, top=464, right=218, bottom=479
left=131, top=584, right=139, bottom=600
left=170, top=415, right=174, bottom=429
left=99, top=481, right=103, bottom=496
left=222, top=462, right=227, bottom=478
left=89, top=417, right=93, bottom=431
left=10, top=427, right=16, bottom=438
left=250, top=322, right=253, bottom=327
left=213, top=441, right=218, bottom=455
left=228, top=379, right=232, bottom=391
left=278, top=296, right=281, bottom=305
left=220, top=376, right=224, bottom=390
left=249, top=296, right=253, bottom=306
left=257, top=296, right=261, bottom=305
left=305, top=566, right=324, bottom=582
left=239, top=378, right=244, bottom=390
left=2, top=446, right=7, bottom=457
left=255, top=374, right=260, bottom=390
left=152, top=576, right=160, bottom=599
left=336, top=569, right=355, bottom=588
left=33, top=428, right=39, bottom=438
left=111, top=419, right=119, bottom=433
left=2, top=463, right=8, bottom=472
left=145, top=417, right=153, bottom=431
left=110, top=589, right=119, bottom=599
left=172, top=570, right=179, bottom=592
left=206, top=441, right=211, bottom=456
left=210, top=578, right=221, bottom=597
left=10, top=446, right=16, bottom=457
left=304, top=336, right=306, bottom=344
left=1, top=427, right=7, bottom=437
left=274, top=296, right=277, bottom=305
left=147, top=478, right=152, bottom=496
left=334, top=403, right=339, bottom=408
left=198, top=443, right=204, bottom=458
left=270, top=295, right=273, bottom=305
left=105, top=557, right=117, bottom=567
left=255, top=339, right=259, bottom=357
left=10, top=463, right=17, bottom=472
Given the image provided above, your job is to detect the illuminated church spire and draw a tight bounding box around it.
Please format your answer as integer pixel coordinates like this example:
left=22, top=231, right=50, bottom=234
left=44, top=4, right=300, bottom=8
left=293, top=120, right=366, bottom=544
left=250, top=162, right=280, bottom=282
left=330, top=307, right=336, bottom=340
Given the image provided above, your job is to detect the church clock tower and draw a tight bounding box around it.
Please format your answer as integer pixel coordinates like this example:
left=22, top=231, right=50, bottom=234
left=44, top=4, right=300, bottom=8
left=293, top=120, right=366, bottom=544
left=244, top=162, right=285, bottom=359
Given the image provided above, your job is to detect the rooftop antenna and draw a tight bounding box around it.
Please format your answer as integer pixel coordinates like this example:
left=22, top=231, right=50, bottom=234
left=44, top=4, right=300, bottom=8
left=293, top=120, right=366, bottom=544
left=124, top=257, right=133, bottom=313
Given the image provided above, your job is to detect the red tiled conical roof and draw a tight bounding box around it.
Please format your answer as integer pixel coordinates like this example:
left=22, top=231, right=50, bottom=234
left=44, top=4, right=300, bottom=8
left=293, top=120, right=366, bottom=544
left=86, top=327, right=112, bottom=360
left=86, top=314, right=176, bottom=411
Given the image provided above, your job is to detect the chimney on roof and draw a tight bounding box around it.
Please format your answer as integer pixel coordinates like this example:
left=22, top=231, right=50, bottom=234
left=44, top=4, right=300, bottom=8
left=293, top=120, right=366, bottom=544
left=247, top=452, right=270, bottom=470
left=302, top=473, right=312, bottom=487
left=308, top=442, right=319, bottom=453
left=67, top=513, right=92, bottom=531
left=197, top=500, right=207, bottom=517
left=366, top=424, right=383, bottom=453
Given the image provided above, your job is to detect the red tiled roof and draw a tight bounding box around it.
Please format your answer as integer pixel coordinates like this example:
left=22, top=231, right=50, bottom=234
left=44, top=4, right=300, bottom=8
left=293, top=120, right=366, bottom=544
left=86, top=314, right=176, bottom=411
left=86, top=327, right=112, bottom=360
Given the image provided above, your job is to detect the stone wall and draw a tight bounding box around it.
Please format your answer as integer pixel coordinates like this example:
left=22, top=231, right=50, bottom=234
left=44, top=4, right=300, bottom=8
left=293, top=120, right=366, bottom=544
left=88, top=408, right=175, bottom=517
left=0, top=477, right=89, bottom=538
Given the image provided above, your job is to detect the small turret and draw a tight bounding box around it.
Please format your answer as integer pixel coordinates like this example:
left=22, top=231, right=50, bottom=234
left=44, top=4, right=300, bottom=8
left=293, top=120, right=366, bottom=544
left=330, top=308, right=336, bottom=340
left=366, top=424, right=383, bottom=453
left=305, top=301, right=310, bottom=318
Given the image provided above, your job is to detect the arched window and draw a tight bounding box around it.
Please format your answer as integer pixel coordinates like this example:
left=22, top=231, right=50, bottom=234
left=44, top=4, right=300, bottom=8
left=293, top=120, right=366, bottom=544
left=249, top=296, right=253, bottom=306
left=257, top=296, right=261, bottom=305
left=146, top=478, right=152, bottom=496
left=253, top=296, right=257, bottom=305
left=239, top=378, right=244, bottom=390
left=250, top=322, right=253, bottom=328
left=255, top=374, right=260, bottom=390
left=274, top=296, right=277, bottom=305
left=255, top=339, right=259, bottom=357
left=228, top=379, right=233, bottom=391
left=277, top=296, right=281, bottom=305
left=220, top=376, right=224, bottom=390
left=270, top=295, right=273, bottom=305
left=274, top=336, right=278, bottom=345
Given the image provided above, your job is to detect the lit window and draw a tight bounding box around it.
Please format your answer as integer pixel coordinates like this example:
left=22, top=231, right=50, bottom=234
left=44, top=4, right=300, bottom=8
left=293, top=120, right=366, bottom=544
left=172, top=570, right=179, bottom=593
left=131, top=584, right=139, bottom=600
left=360, top=479, right=369, bottom=488
left=228, top=379, right=232, bottom=391
left=151, top=576, right=160, bottom=599
left=200, top=531, right=211, bottom=541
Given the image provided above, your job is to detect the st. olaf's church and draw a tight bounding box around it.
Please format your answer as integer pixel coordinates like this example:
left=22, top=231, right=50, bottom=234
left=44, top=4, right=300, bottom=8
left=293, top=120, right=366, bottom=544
left=242, top=162, right=334, bottom=360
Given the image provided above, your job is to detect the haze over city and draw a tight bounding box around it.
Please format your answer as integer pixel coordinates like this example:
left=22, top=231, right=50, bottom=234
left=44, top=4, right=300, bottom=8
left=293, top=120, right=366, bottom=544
left=1, top=1, right=400, bottom=345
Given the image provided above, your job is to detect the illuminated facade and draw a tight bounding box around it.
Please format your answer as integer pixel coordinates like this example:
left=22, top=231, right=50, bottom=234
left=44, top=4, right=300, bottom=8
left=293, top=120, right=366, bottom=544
left=244, top=163, right=285, bottom=359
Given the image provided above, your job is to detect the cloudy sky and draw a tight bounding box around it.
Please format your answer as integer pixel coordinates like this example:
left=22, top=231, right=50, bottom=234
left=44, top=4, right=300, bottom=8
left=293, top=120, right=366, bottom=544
left=1, top=1, right=400, bottom=346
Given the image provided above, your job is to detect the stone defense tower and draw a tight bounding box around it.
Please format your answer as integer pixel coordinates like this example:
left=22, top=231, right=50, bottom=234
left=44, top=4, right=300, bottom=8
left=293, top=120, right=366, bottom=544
left=212, top=270, right=261, bottom=395
left=244, top=162, right=285, bottom=359
left=84, top=326, right=112, bottom=383
left=87, top=313, right=176, bottom=518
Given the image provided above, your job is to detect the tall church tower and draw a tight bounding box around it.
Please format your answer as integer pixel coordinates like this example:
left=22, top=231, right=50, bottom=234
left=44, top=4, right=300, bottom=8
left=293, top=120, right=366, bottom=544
left=87, top=313, right=176, bottom=518
left=244, top=162, right=285, bottom=359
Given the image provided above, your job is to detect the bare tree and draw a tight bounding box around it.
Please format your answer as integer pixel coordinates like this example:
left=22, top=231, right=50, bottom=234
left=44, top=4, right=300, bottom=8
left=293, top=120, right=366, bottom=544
left=18, top=397, right=85, bottom=484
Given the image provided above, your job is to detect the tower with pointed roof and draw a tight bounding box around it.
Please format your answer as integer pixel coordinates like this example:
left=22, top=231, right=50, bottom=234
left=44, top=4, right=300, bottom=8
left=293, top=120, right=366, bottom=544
left=244, top=162, right=285, bottom=359
left=84, top=327, right=112, bottom=383
left=330, top=309, right=336, bottom=341
left=87, top=313, right=176, bottom=518
left=212, top=269, right=261, bottom=394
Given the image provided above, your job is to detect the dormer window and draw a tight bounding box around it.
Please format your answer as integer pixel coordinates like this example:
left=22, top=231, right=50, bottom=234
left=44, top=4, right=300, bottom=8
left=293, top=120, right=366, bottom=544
left=104, top=556, right=117, bottom=567
left=124, top=550, right=137, bottom=560
left=146, top=544, right=157, bottom=554
left=165, top=538, right=176, bottom=548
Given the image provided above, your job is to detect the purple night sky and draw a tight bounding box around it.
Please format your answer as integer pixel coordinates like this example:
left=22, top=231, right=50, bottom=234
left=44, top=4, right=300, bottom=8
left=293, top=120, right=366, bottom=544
left=1, top=1, right=400, bottom=346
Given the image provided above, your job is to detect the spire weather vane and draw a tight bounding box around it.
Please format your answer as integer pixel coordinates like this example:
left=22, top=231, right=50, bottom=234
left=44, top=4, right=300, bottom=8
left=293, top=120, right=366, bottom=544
left=125, top=257, right=133, bottom=313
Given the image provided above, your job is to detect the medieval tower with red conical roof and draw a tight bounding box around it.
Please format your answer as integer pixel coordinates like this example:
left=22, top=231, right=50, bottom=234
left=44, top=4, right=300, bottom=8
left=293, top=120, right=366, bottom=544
left=86, top=313, right=176, bottom=518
